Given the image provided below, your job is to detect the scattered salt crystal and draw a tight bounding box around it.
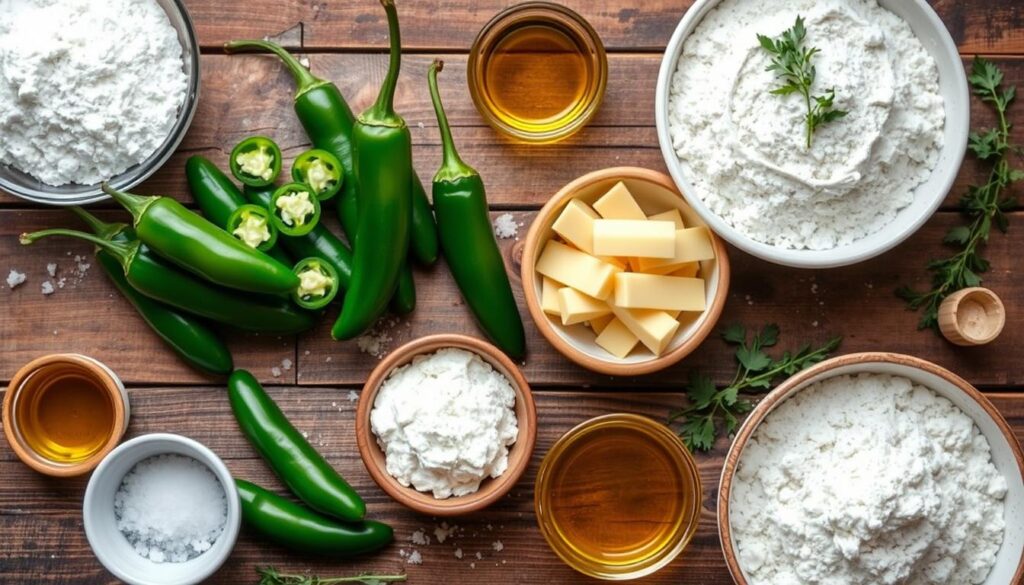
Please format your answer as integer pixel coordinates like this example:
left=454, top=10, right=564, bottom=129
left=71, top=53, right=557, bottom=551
left=417, top=121, right=425, bottom=129
left=46, top=263, right=57, bottom=277
left=470, top=562, right=476, bottom=569
left=6, top=269, right=26, bottom=289
left=41, top=281, right=54, bottom=295
left=399, top=549, right=407, bottom=558
left=407, top=550, right=423, bottom=565
left=356, top=316, right=398, bottom=358
left=454, top=548, right=463, bottom=559
left=114, top=454, right=227, bottom=564
left=304, top=350, right=311, bottom=356
left=271, top=367, right=282, bottom=378
left=811, top=283, right=819, bottom=294
left=281, top=358, right=293, bottom=371
left=492, top=213, right=519, bottom=239
left=53, top=329, right=58, bottom=336
left=331, top=401, right=337, bottom=407
left=301, top=431, right=309, bottom=439
left=57, top=277, right=66, bottom=289
left=347, top=390, right=359, bottom=402
left=326, top=356, right=332, bottom=362
left=476, top=551, right=483, bottom=560
left=811, top=320, right=819, bottom=328
left=299, top=57, right=311, bottom=68
left=434, top=522, right=456, bottom=544
left=410, top=529, right=429, bottom=545
left=492, top=540, right=504, bottom=552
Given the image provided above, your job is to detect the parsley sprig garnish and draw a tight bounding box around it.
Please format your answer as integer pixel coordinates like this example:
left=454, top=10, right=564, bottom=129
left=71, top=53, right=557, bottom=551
left=258, top=567, right=407, bottom=585
left=897, top=57, right=1021, bottom=330
left=758, top=16, right=848, bottom=148
left=669, top=324, right=841, bottom=452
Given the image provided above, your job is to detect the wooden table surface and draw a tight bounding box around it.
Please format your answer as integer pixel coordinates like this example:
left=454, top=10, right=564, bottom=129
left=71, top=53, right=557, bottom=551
left=2, top=1, right=1023, bottom=583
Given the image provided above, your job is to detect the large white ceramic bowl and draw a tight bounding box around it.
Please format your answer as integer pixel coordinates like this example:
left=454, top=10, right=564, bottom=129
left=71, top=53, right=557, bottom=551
left=655, top=0, right=969, bottom=268
left=718, top=353, right=1024, bottom=585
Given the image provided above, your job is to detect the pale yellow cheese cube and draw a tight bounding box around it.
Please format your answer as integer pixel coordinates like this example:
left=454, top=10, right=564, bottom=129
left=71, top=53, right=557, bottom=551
left=614, top=273, right=706, bottom=312
left=552, top=199, right=600, bottom=254
left=610, top=306, right=680, bottom=355
left=588, top=313, right=615, bottom=334
left=670, top=262, right=700, bottom=278
left=541, top=277, right=564, bottom=315
left=558, top=288, right=611, bottom=326
left=599, top=255, right=629, bottom=270
left=647, top=209, right=686, bottom=229
left=535, top=240, right=620, bottom=300
left=593, top=182, right=646, bottom=220
left=635, top=226, right=715, bottom=272
left=593, top=220, right=676, bottom=259
left=596, top=318, right=640, bottom=359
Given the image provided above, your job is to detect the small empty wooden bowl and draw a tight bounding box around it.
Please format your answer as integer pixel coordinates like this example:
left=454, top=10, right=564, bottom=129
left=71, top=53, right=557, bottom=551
left=521, top=166, right=731, bottom=376
left=938, top=287, right=1006, bottom=346
left=356, top=334, right=537, bottom=516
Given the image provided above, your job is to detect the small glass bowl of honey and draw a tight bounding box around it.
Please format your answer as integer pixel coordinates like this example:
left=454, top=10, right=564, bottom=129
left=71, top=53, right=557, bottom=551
left=3, top=354, right=129, bottom=477
left=535, top=413, right=702, bottom=580
left=468, top=2, right=608, bottom=144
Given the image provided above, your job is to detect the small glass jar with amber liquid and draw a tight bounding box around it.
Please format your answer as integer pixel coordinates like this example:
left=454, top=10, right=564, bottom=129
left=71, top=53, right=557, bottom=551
left=468, top=2, right=608, bottom=144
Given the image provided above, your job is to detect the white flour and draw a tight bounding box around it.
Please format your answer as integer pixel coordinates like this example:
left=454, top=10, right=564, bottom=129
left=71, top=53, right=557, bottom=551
left=0, top=0, right=187, bottom=186
left=370, top=348, right=518, bottom=499
left=731, top=374, right=1007, bottom=585
left=668, top=0, right=944, bottom=250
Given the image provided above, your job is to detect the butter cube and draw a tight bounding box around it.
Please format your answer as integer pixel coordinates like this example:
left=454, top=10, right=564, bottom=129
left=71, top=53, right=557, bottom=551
left=610, top=306, right=680, bottom=355
left=614, top=273, right=706, bottom=312
left=558, top=288, right=611, bottom=326
left=588, top=313, right=615, bottom=334
left=635, top=226, right=715, bottom=272
left=536, top=240, right=620, bottom=300
left=647, top=209, right=686, bottom=229
left=552, top=199, right=600, bottom=254
left=596, top=318, right=640, bottom=359
left=593, top=220, right=676, bottom=258
left=541, top=277, right=564, bottom=315
left=593, top=182, right=646, bottom=220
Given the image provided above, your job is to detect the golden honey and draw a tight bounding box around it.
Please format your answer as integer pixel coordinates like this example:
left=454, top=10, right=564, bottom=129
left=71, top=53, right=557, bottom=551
left=468, top=2, right=607, bottom=143
left=14, top=373, right=115, bottom=463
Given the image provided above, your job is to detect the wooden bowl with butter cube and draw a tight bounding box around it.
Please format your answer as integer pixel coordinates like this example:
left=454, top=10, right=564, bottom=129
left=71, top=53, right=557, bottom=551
left=521, top=167, right=730, bottom=375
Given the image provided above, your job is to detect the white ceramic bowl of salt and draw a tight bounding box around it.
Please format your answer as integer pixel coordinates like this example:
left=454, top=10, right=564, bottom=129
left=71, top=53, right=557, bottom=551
left=655, top=0, right=969, bottom=268
left=83, top=433, right=241, bottom=585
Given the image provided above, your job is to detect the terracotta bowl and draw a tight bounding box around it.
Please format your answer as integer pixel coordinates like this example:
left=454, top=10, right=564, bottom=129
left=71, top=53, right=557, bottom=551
left=521, top=166, right=731, bottom=376
left=356, top=334, right=537, bottom=516
left=718, top=353, right=1024, bottom=585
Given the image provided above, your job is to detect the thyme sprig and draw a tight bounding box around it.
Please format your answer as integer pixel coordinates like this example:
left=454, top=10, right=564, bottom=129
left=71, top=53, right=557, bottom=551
left=669, top=324, right=841, bottom=452
left=897, top=57, right=1022, bottom=330
left=257, top=567, right=407, bottom=585
left=758, top=16, right=848, bottom=148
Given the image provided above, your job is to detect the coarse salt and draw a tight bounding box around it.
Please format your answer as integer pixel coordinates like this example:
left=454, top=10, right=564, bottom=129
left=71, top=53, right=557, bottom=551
left=492, top=213, right=519, bottom=239
left=6, top=269, right=26, bottom=289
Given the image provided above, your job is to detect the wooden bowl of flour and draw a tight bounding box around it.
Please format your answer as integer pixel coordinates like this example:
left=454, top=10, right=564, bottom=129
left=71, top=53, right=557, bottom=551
left=718, top=353, right=1024, bottom=585
left=356, top=334, right=537, bottom=517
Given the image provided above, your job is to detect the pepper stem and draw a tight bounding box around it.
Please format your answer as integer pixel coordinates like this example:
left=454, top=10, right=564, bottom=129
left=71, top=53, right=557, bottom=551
left=223, top=39, right=327, bottom=99
left=101, top=183, right=154, bottom=224
left=428, top=60, right=476, bottom=183
left=69, top=206, right=129, bottom=241
left=19, top=229, right=137, bottom=268
left=362, top=0, right=403, bottom=126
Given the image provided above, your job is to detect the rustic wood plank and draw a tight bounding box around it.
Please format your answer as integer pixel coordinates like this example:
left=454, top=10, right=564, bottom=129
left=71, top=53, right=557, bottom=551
left=1, top=387, right=1022, bottom=583
left=182, top=0, right=1024, bottom=55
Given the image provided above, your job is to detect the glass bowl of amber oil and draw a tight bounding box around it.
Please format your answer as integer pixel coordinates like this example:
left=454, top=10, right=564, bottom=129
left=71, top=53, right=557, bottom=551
left=535, top=413, right=702, bottom=580
left=3, top=354, right=129, bottom=477
left=468, top=2, right=607, bottom=144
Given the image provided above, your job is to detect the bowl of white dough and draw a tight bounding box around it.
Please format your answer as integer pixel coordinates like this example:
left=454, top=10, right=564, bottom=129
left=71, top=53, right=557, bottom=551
left=718, top=353, right=1024, bottom=585
left=0, top=0, right=200, bottom=205
left=655, top=0, right=969, bottom=268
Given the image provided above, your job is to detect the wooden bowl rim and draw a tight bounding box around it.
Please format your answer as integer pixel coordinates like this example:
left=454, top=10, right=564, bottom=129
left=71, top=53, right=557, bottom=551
left=716, top=352, right=1024, bottom=585
left=356, top=334, right=537, bottom=517
left=2, top=353, right=128, bottom=477
left=520, top=166, right=731, bottom=376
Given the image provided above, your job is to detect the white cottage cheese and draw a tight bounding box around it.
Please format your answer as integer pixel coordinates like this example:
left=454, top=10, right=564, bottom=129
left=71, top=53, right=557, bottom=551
left=0, top=0, right=187, bottom=186
left=731, top=374, right=1007, bottom=585
left=370, top=348, right=519, bottom=499
left=668, top=0, right=944, bottom=250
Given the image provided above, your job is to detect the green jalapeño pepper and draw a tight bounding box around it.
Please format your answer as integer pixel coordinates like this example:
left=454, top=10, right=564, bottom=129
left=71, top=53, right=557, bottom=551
left=69, top=207, right=233, bottom=375
left=270, top=183, right=321, bottom=237
left=292, top=149, right=343, bottom=202
left=20, top=229, right=314, bottom=334
left=228, top=370, right=366, bottom=522
left=332, top=0, right=412, bottom=340
left=230, top=136, right=282, bottom=188
left=235, top=479, right=392, bottom=556
left=292, top=257, right=339, bottom=310
left=228, top=204, right=278, bottom=252
left=100, top=183, right=298, bottom=295
left=428, top=61, right=526, bottom=358
left=409, top=171, right=439, bottom=266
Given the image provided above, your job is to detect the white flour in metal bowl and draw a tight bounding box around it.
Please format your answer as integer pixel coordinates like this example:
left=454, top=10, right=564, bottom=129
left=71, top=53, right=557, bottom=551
left=0, top=0, right=187, bottom=186
left=668, top=0, right=945, bottom=250
left=730, top=374, right=1007, bottom=585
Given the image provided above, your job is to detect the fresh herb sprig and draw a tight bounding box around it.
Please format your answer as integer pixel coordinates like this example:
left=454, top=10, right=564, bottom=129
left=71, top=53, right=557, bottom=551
left=758, top=16, right=848, bottom=148
left=669, top=324, right=841, bottom=452
left=897, top=57, right=1021, bottom=330
left=257, top=567, right=407, bottom=585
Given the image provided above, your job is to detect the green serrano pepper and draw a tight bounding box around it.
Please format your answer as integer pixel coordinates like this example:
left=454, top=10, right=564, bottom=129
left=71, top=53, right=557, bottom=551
left=236, top=479, right=392, bottom=556
left=19, top=229, right=314, bottom=334
left=70, top=208, right=233, bottom=375
left=428, top=61, right=526, bottom=358
left=100, top=183, right=298, bottom=295
left=228, top=370, right=365, bottom=522
left=332, top=0, right=412, bottom=340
